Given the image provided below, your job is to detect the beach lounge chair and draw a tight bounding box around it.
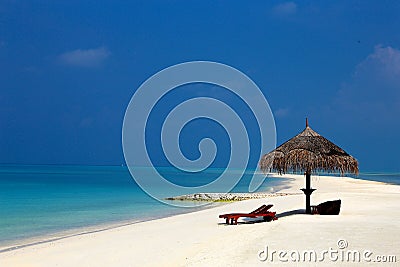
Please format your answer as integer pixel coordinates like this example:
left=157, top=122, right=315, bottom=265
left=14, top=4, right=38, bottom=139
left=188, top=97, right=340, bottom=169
left=219, top=204, right=278, bottom=225
left=311, top=199, right=341, bottom=215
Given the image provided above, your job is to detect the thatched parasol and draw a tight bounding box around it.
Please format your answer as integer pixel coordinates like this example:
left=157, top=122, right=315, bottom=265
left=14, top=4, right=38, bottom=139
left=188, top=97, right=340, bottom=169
left=259, top=118, right=359, bottom=214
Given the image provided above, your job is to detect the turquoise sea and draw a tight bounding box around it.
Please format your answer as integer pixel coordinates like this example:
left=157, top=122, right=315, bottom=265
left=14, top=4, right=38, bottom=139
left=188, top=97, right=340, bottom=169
left=0, top=165, right=399, bottom=249
left=0, top=165, right=286, bottom=248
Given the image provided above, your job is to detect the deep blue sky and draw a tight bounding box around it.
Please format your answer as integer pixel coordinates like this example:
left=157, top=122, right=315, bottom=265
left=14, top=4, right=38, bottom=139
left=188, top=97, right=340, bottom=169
left=1, top=1, right=399, bottom=171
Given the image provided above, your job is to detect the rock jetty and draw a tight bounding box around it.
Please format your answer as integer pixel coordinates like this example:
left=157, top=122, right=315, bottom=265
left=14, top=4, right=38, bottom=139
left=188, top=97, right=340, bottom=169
left=165, top=192, right=301, bottom=202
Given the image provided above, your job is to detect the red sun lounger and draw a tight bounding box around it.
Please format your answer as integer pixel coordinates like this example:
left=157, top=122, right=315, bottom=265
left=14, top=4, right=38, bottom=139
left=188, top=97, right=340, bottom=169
left=219, top=204, right=278, bottom=225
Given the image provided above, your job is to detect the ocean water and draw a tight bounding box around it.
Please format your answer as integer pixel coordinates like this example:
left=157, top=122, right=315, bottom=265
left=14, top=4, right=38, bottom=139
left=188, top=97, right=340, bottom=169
left=356, top=172, right=400, bottom=185
left=1, top=165, right=398, bottom=249
left=0, top=165, right=286, bottom=248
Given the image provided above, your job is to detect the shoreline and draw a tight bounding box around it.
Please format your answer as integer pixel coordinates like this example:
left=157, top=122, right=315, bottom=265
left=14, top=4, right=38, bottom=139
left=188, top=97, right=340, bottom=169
left=1, top=174, right=399, bottom=266
left=0, top=174, right=395, bottom=250
left=0, top=173, right=293, bottom=251
left=0, top=200, right=225, bottom=252
left=0, top=173, right=291, bottom=250
left=0, top=192, right=298, bottom=251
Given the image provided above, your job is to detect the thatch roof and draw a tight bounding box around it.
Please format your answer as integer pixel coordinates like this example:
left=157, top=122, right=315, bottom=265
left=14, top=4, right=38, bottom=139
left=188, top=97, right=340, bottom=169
left=260, top=120, right=359, bottom=175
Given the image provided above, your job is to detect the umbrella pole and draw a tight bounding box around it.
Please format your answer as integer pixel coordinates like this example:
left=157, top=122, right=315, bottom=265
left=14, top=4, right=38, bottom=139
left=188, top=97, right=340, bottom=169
left=301, top=170, right=316, bottom=214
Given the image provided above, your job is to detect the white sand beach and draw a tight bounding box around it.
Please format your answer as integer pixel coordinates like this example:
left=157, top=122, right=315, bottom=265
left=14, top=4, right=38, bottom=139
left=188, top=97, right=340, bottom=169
left=1, top=174, right=399, bottom=266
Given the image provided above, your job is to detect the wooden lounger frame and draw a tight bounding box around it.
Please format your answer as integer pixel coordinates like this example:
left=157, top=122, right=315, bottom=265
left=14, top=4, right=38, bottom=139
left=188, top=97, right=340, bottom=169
left=219, top=204, right=278, bottom=225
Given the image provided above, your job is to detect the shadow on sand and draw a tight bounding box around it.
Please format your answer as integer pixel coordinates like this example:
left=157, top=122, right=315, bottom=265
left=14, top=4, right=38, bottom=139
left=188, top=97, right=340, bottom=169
left=276, top=209, right=305, bottom=218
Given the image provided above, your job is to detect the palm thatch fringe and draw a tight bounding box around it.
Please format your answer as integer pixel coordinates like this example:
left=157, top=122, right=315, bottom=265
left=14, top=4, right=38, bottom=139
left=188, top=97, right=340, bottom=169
left=259, top=123, right=359, bottom=175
